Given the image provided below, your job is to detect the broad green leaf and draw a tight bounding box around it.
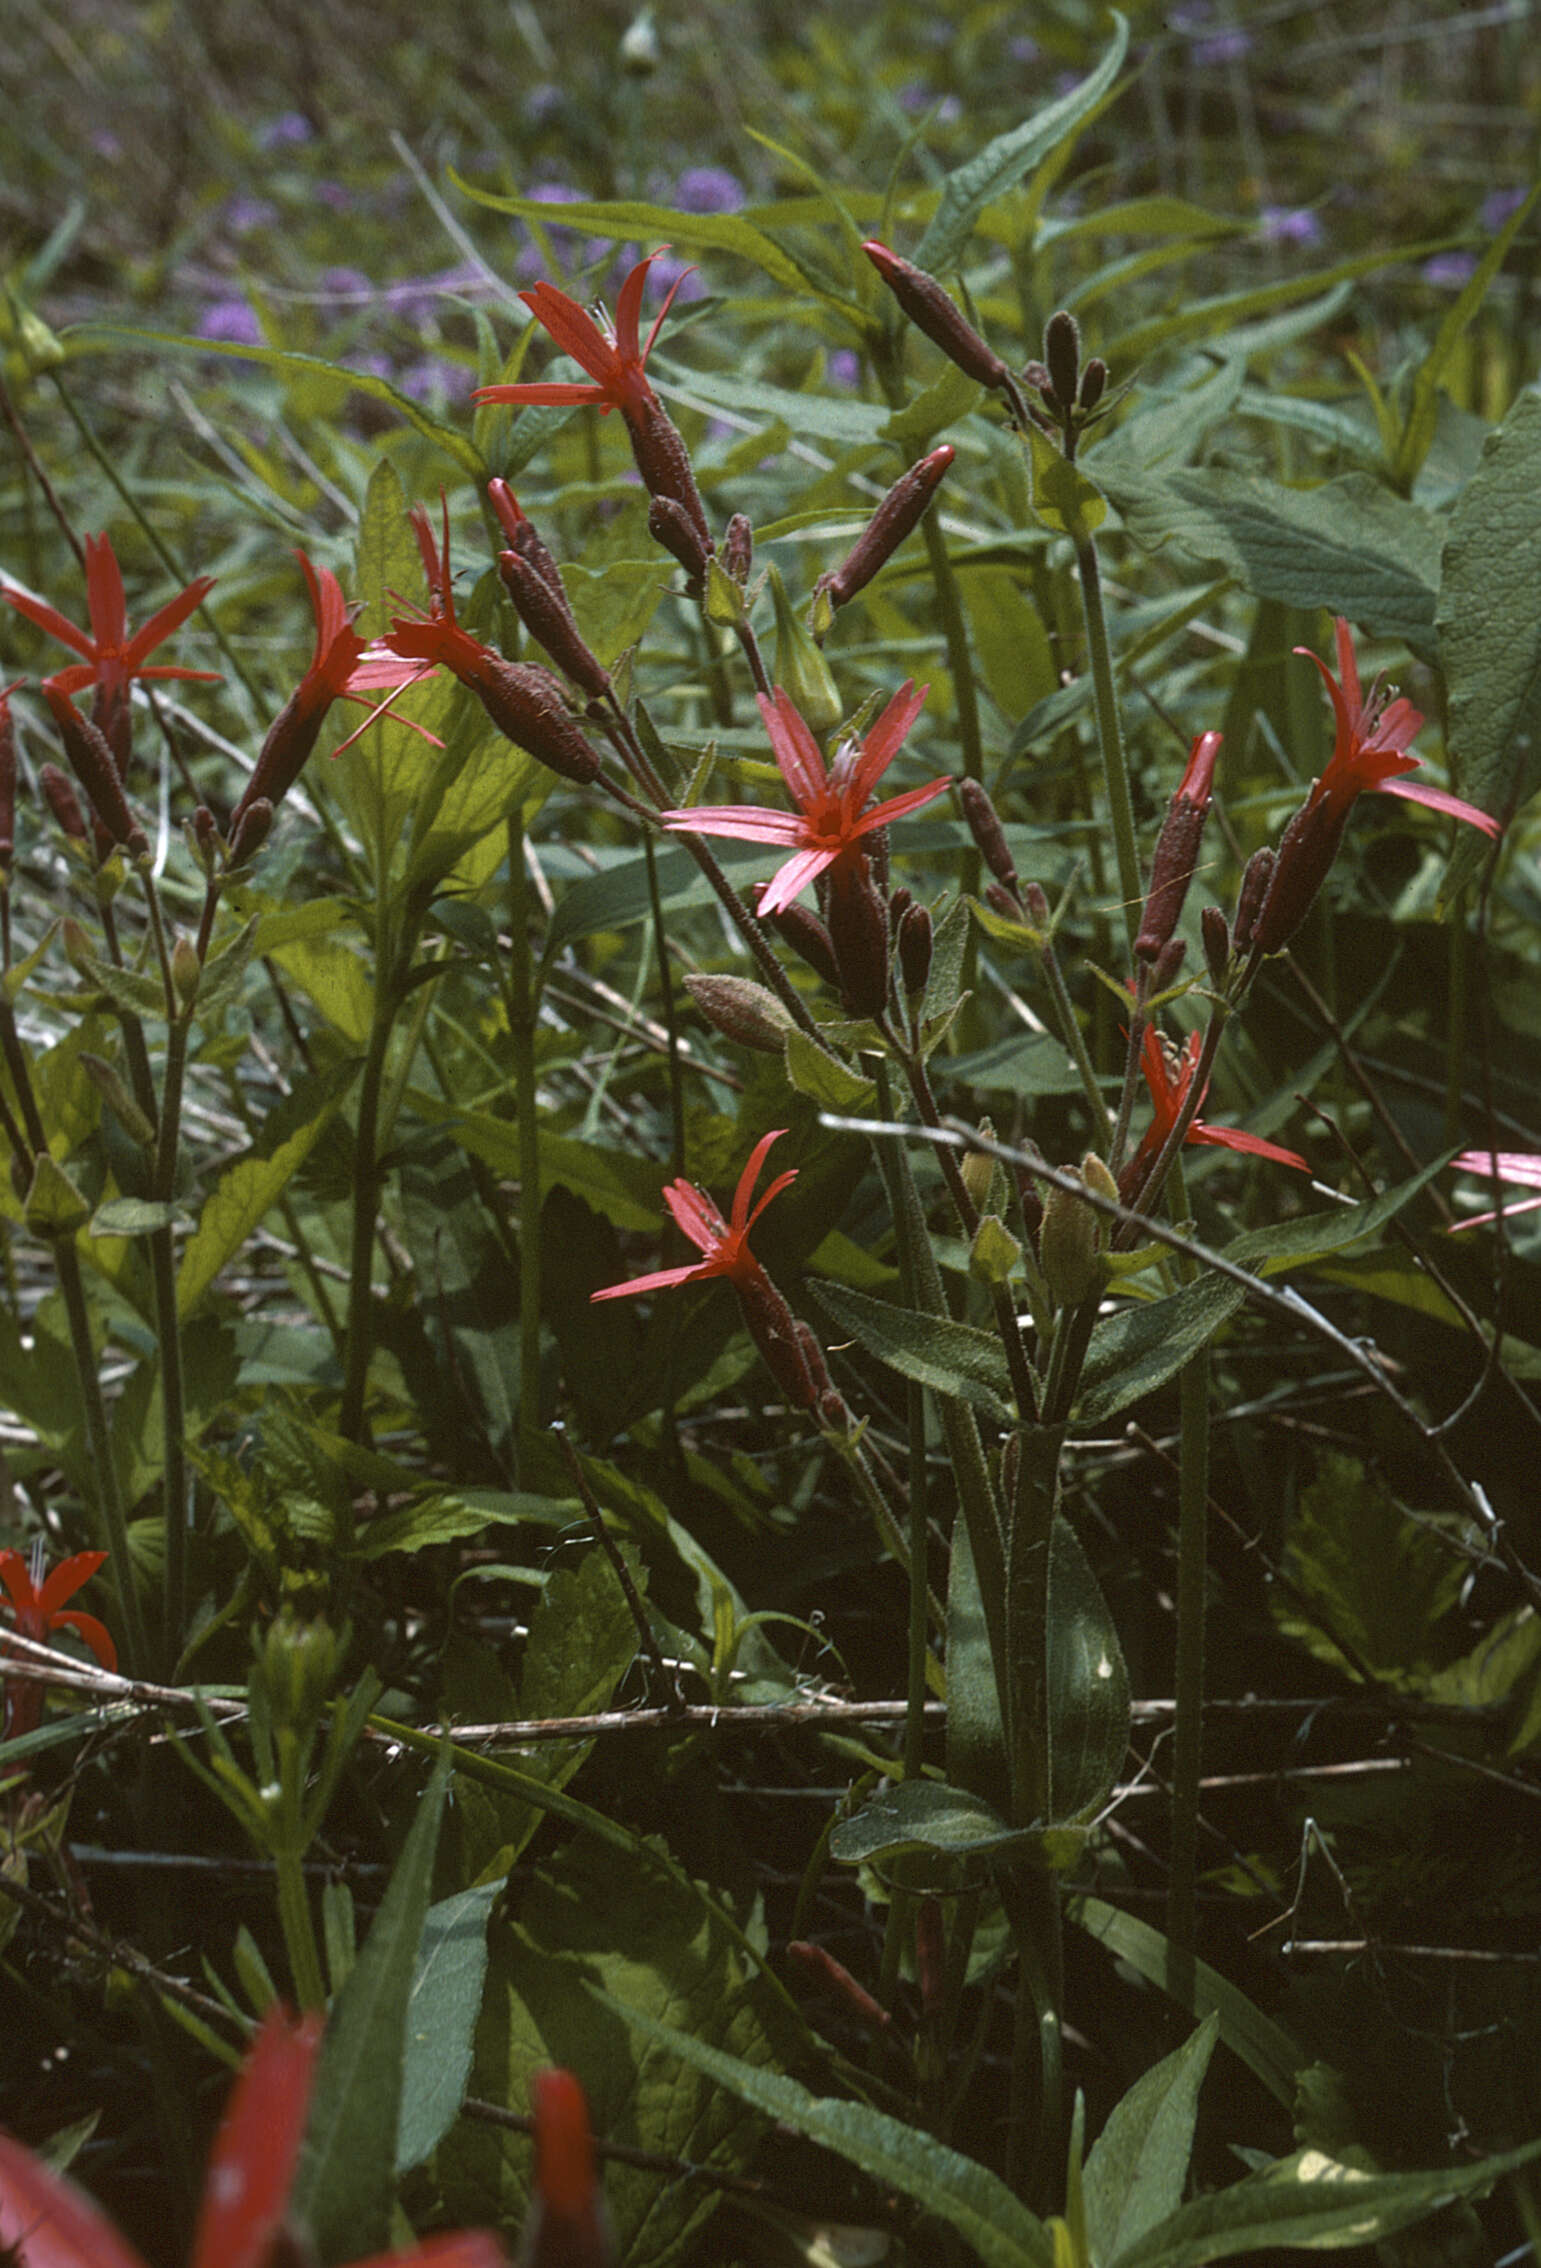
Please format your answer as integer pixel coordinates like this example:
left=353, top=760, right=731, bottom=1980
left=1027, top=424, right=1107, bottom=537
left=90, top=1197, right=176, bottom=1238
left=1110, top=2136, right=1541, bottom=2267
left=914, top=15, right=1129, bottom=274
left=396, top=1881, right=501, bottom=2173
left=947, top=1510, right=1010, bottom=1810
left=293, top=1745, right=450, bottom=2262
left=1273, top=1453, right=1466, bottom=1684
left=347, top=1490, right=565, bottom=1559
left=405, top=1096, right=666, bottom=1232
left=544, top=841, right=768, bottom=954
left=177, top=1062, right=358, bottom=1318
left=1098, top=468, right=1441, bottom=655
left=1068, top=1897, right=1302, bottom=2109
left=441, top=180, right=839, bottom=303
left=1439, top=386, right=1541, bottom=879
left=783, top=1028, right=875, bottom=1112
left=960, top=566, right=1057, bottom=719
left=1084, top=2015, right=1219, bottom=2264
left=73, top=323, right=484, bottom=476
left=657, top=361, right=890, bottom=446
left=813, top=1279, right=1014, bottom=1421
left=598, top=1996, right=1054, bottom=2268
left=1093, top=358, right=1245, bottom=477
left=1046, top=1515, right=1130, bottom=1828
left=831, top=1779, right=1029, bottom=1866
left=561, top=558, right=675, bottom=665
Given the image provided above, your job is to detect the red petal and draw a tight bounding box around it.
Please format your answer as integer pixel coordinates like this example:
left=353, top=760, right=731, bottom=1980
left=1, top=585, right=97, bottom=663
left=662, top=1178, right=728, bottom=1253
left=1187, top=1122, right=1308, bottom=1171
left=660, top=805, right=809, bottom=844
left=121, top=576, right=216, bottom=671
left=472, top=381, right=612, bottom=408
left=613, top=253, right=663, bottom=364
left=758, top=688, right=827, bottom=807
left=519, top=284, right=618, bottom=388
left=847, top=679, right=927, bottom=802
left=0, top=1550, right=40, bottom=1625
left=730, top=1128, right=790, bottom=1233
left=852, top=775, right=952, bottom=835
left=36, top=1552, right=109, bottom=1618
left=190, top=2008, right=323, bottom=2268
left=1376, top=775, right=1501, bottom=835
left=0, top=2130, right=149, bottom=2268
left=757, top=845, right=838, bottom=916
left=1452, top=1150, right=1541, bottom=1185
left=590, top=1260, right=711, bottom=1301
left=84, top=534, right=128, bottom=649
left=47, top=1611, right=117, bottom=1675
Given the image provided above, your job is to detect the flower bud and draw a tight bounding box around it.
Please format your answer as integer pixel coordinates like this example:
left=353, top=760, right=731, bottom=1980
left=61, top=914, right=93, bottom=973
left=1251, top=796, right=1348, bottom=956
left=724, top=512, right=753, bottom=584
left=81, top=1052, right=158, bottom=1147
left=647, top=494, right=712, bottom=585
left=1039, top=1163, right=1103, bottom=1309
left=486, top=476, right=528, bottom=549
left=985, top=878, right=1024, bottom=921
left=818, top=1384, right=851, bottom=1431
left=862, top=242, right=1010, bottom=391
left=827, top=862, right=891, bottom=1019
left=1044, top=312, right=1081, bottom=414
left=39, top=764, right=87, bottom=846
left=1079, top=357, right=1108, bottom=413
left=257, top=1610, right=346, bottom=1739
left=0, top=679, right=18, bottom=867
left=960, top=1120, right=997, bottom=1214
left=768, top=902, right=840, bottom=987
left=170, top=934, right=201, bottom=1012
left=619, top=6, right=661, bottom=72
left=682, top=973, right=793, bottom=1054
left=228, top=797, right=274, bottom=869
left=958, top=777, right=1019, bottom=894
left=625, top=396, right=713, bottom=559
left=468, top=656, right=601, bottom=784
left=1022, top=881, right=1051, bottom=927
left=793, top=1319, right=833, bottom=1403
left=1201, top=903, right=1231, bottom=988
left=898, top=898, right=933, bottom=998
left=1135, top=731, right=1220, bottom=963
left=1147, top=936, right=1186, bottom=994
left=41, top=682, right=147, bottom=857
left=1232, top=845, right=1276, bottom=956
left=820, top=446, right=954, bottom=613
left=497, top=547, right=611, bottom=700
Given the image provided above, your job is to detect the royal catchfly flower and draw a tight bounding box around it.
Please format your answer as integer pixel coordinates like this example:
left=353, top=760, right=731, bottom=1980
left=0, top=2004, right=507, bottom=2268
left=591, top=1127, right=796, bottom=1304
left=2, top=532, right=218, bottom=756
left=232, top=551, right=384, bottom=828
left=662, top=682, right=947, bottom=918
left=1450, top=1150, right=1541, bottom=1231
left=1120, top=1025, right=1308, bottom=1204
left=1252, top=618, right=1499, bottom=954
left=520, top=2069, right=617, bottom=2268
left=473, top=249, right=685, bottom=422
left=1, top=1546, right=116, bottom=1744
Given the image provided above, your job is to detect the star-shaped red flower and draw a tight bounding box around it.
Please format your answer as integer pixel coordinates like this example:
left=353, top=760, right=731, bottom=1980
left=473, top=250, right=684, bottom=421
left=662, top=681, right=948, bottom=917
left=591, top=1128, right=796, bottom=1302
left=1122, top=1026, right=1307, bottom=1200
left=1298, top=616, right=1497, bottom=834
left=2, top=532, right=218, bottom=726
left=1, top=1546, right=116, bottom=1742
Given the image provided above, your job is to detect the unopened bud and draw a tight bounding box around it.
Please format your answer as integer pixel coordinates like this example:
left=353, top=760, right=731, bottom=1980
left=788, top=1940, right=891, bottom=2032
left=985, top=879, right=1024, bottom=921
left=1044, top=312, right=1081, bottom=413
left=469, top=656, right=601, bottom=784
left=647, top=494, right=712, bottom=585
left=170, top=934, right=201, bottom=1011
left=1232, top=845, right=1276, bottom=956
left=486, top=477, right=527, bottom=548
left=81, top=1053, right=157, bottom=1148
left=792, top=1320, right=833, bottom=1403
left=682, top=973, right=793, bottom=1054
left=497, top=547, right=610, bottom=700
left=1135, top=732, right=1221, bottom=962
left=817, top=1385, right=850, bottom=1430
left=1039, top=1165, right=1103, bottom=1309
left=768, top=902, right=840, bottom=987
left=1022, top=881, right=1051, bottom=927
left=1251, top=796, right=1347, bottom=957
left=862, top=242, right=1010, bottom=392
left=827, top=861, right=890, bottom=1019
left=821, top=446, right=954, bottom=613
left=0, top=680, right=18, bottom=866
left=1147, top=936, right=1186, bottom=993
left=41, top=682, right=146, bottom=857
left=228, top=797, right=274, bottom=869
left=626, top=396, right=713, bottom=559
left=619, top=6, right=661, bottom=73
left=61, top=915, right=93, bottom=974
left=958, top=777, right=1018, bottom=894
left=1201, top=903, right=1231, bottom=987
left=970, top=1211, right=1022, bottom=1287
left=960, top=1121, right=997, bottom=1213
left=724, top=513, right=753, bottom=583
left=897, top=899, right=933, bottom=997
left=1079, top=357, right=1108, bottom=413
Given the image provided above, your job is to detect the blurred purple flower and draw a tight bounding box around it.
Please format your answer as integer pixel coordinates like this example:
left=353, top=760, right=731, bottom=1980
left=1006, top=36, right=1039, bottom=63
left=224, top=195, right=277, bottom=236
left=513, top=182, right=588, bottom=283
left=674, top=165, right=744, bottom=214
left=316, top=181, right=353, bottom=211
left=319, top=267, right=372, bottom=301
left=90, top=130, right=122, bottom=160
left=1482, top=185, right=1530, bottom=231
left=1423, top=251, right=1478, bottom=289
left=1192, top=29, right=1251, bottom=63
left=397, top=357, right=472, bottom=403
left=896, top=81, right=932, bottom=114
left=1260, top=206, right=1323, bottom=247
left=525, top=83, right=565, bottom=126
left=826, top=348, right=860, bottom=389
left=259, top=111, right=313, bottom=150
left=384, top=264, right=483, bottom=322
left=347, top=353, right=394, bottom=383
left=647, top=251, right=705, bottom=306
left=199, top=299, right=263, bottom=346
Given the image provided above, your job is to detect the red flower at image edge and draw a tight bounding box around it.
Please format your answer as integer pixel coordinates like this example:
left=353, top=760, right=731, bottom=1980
left=1, top=1548, right=116, bottom=1742
left=523, top=2069, right=617, bottom=2268
left=662, top=681, right=949, bottom=917
left=1298, top=617, right=1498, bottom=835
left=2, top=532, right=218, bottom=718
left=1124, top=1027, right=1308, bottom=1195
left=473, top=250, right=685, bottom=421
left=0, top=2006, right=508, bottom=2268
left=1451, top=1150, right=1541, bottom=1231
left=591, top=1128, right=796, bottom=1303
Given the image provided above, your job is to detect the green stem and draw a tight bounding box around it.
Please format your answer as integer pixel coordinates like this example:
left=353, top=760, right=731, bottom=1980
left=274, top=1847, right=326, bottom=2011
left=508, top=813, right=544, bottom=1474
left=1075, top=534, right=1142, bottom=954
left=53, top=1236, right=151, bottom=1677
left=1167, top=1339, right=1209, bottom=1991
left=338, top=967, right=401, bottom=1454
left=150, top=1009, right=191, bottom=1665
left=1003, top=1866, right=1064, bottom=2199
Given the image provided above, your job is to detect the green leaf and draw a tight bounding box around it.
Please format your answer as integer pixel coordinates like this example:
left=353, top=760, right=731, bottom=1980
left=914, top=15, right=1129, bottom=274
left=783, top=1027, right=874, bottom=1112
left=194, top=915, right=261, bottom=1027
left=1098, top=468, right=1442, bottom=655
left=1104, top=245, right=1441, bottom=370
left=1047, top=1515, right=1130, bottom=1829
left=598, top=1996, right=1054, bottom=2268
left=1080, top=1274, right=1246, bottom=1424
left=1084, top=2015, right=1219, bottom=2264
left=947, top=1509, right=1010, bottom=1810
left=177, top=1062, right=358, bottom=1318
left=292, top=1745, right=450, bottom=2262
left=1027, top=424, right=1107, bottom=537
left=544, top=841, right=768, bottom=955
left=90, top=1197, right=176, bottom=1238
left=1274, top=1453, right=1466, bottom=1685
left=659, top=361, right=891, bottom=446
left=831, top=1779, right=1030, bottom=1866
left=1109, top=2136, right=1541, bottom=2267
left=1439, top=385, right=1541, bottom=874
left=1068, top=1897, right=1303, bottom=2109
left=396, top=1882, right=502, bottom=2174
left=813, top=1279, right=1014, bottom=1421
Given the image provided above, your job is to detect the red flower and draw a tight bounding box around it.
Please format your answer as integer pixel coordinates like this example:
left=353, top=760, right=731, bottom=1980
left=1298, top=617, right=1497, bottom=834
left=1451, top=1150, right=1541, bottom=1231
left=472, top=250, right=684, bottom=421
left=662, top=682, right=948, bottom=917
left=378, top=499, right=490, bottom=682
left=1122, top=1026, right=1307, bottom=1199
left=1, top=1547, right=116, bottom=1742
left=0, top=2005, right=508, bottom=2268
left=2, top=533, right=218, bottom=731
left=233, top=551, right=388, bottom=825
left=591, top=1128, right=796, bottom=1302
left=521, top=2070, right=616, bottom=2268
